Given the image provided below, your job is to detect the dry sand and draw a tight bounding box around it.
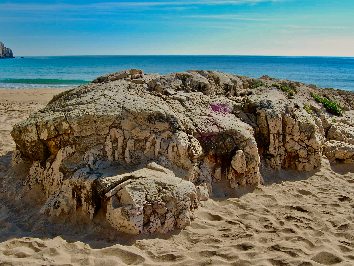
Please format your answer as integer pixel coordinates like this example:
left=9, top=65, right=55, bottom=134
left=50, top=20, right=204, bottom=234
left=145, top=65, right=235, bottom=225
left=0, top=89, right=354, bottom=266
left=0, top=89, right=68, bottom=157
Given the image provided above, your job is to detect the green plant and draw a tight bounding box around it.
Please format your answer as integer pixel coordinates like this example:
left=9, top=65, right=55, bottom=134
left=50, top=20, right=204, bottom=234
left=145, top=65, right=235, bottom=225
left=251, top=82, right=266, bottom=89
left=304, top=104, right=313, bottom=114
left=311, top=93, right=343, bottom=116
left=274, top=84, right=295, bottom=96
left=332, top=119, right=337, bottom=123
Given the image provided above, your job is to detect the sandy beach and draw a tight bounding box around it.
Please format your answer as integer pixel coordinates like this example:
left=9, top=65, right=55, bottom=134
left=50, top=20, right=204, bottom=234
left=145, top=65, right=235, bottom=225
left=0, top=89, right=68, bottom=157
left=0, top=88, right=354, bottom=266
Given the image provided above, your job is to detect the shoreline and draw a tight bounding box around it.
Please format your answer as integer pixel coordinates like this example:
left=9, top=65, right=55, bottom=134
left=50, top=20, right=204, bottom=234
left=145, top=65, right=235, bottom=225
left=1, top=56, right=353, bottom=91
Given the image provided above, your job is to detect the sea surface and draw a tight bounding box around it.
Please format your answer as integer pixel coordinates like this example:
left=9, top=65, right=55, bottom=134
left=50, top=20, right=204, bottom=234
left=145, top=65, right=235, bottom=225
left=0, top=55, right=353, bottom=91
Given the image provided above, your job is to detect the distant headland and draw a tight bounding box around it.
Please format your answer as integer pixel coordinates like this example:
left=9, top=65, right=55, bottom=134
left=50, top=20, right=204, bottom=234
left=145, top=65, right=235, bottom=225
left=0, top=42, right=14, bottom=59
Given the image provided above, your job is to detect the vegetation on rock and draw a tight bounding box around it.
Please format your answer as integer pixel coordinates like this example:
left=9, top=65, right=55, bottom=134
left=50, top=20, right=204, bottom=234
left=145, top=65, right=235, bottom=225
left=303, top=104, right=313, bottom=114
left=274, top=84, right=295, bottom=96
left=311, top=93, right=343, bottom=116
left=251, top=82, right=266, bottom=89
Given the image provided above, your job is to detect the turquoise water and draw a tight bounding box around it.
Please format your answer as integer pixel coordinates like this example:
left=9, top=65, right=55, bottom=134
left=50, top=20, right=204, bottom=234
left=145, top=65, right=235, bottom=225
left=0, top=56, right=353, bottom=91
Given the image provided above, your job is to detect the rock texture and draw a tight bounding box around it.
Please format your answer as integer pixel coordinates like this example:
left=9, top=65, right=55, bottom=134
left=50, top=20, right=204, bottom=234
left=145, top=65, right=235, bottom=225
left=10, top=69, right=354, bottom=234
left=0, top=42, right=14, bottom=59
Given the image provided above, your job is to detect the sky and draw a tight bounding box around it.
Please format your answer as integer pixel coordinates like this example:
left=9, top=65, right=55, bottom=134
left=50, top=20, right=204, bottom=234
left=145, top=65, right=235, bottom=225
left=0, top=0, right=353, bottom=56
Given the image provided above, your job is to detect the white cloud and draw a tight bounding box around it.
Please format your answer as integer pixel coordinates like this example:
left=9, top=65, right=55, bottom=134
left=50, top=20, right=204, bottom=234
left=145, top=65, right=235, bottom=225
left=184, top=14, right=281, bottom=21
left=107, top=0, right=286, bottom=6
left=0, top=0, right=288, bottom=11
left=285, top=25, right=353, bottom=29
left=203, top=25, right=240, bottom=29
left=0, top=3, right=81, bottom=11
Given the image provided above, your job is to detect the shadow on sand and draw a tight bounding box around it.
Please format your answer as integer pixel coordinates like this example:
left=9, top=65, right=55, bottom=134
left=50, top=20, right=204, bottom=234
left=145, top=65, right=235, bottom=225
left=0, top=152, right=322, bottom=249
left=330, top=161, right=354, bottom=175
left=0, top=151, right=183, bottom=248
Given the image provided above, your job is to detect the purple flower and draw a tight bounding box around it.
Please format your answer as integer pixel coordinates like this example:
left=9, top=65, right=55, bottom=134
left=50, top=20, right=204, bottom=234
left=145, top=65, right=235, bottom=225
left=210, top=103, right=231, bottom=116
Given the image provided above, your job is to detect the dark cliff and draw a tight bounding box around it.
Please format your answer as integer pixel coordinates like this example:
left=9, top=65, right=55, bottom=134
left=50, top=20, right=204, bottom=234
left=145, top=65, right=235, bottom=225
left=0, top=42, right=14, bottom=58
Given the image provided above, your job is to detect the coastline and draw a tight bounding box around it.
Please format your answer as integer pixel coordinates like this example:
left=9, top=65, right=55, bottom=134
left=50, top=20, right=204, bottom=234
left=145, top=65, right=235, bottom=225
left=1, top=56, right=353, bottom=91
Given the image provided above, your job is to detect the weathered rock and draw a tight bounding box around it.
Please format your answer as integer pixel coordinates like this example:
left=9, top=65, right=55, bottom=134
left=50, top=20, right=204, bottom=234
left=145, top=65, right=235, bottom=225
left=196, top=183, right=212, bottom=201
left=0, top=42, right=14, bottom=58
left=246, top=96, right=323, bottom=172
left=231, top=150, right=247, bottom=173
left=323, top=112, right=354, bottom=162
left=10, top=69, right=354, bottom=234
left=104, top=165, right=198, bottom=234
left=323, top=140, right=354, bottom=163
left=92, top=69, right=144, bottom=83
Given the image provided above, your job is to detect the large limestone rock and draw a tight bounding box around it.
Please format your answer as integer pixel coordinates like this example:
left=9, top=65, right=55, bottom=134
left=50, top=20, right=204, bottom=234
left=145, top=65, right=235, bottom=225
left=10, top=69, right=354, bottom=234
left=0, top=42, right=14, bottom=58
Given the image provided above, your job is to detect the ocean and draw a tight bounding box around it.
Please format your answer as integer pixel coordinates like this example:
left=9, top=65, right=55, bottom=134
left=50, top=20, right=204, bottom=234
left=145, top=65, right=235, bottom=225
left=0, top=55, right=353, bottom=91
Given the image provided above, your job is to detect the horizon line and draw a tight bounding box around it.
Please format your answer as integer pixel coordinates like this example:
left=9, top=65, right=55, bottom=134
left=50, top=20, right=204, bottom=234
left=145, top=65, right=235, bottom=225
left=12, top=54, right=354, bottom=58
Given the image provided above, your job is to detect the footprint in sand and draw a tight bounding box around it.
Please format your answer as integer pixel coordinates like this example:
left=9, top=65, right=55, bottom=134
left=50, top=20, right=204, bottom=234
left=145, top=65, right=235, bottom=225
left=268, top=244, right=304, bottom=258
left=289, top=205, right=309, bottom=213
left=233, top=242, right=255, bottom=251
left=338, top=195, right=351, bottom=202
left=197, top=212, right=224, bottom=221
left=337, top=223, right=354, bottom=231
left=337, top=244, right=353, bottom=253
left=93, top=246, right=146, bottom=265
left=190, top=221, right=210, bottom=230
left=297, top=189, right=314, bottom=196
left=198, top=250, right=239, bottom=262
left=146, top=251, right=184, bottom=263
left=281, top=227, right=297, bottom=234
left=311, top=251, right=343, bottom=265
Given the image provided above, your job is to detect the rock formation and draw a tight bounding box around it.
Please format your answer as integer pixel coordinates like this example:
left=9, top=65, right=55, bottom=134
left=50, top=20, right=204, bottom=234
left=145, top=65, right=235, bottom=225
left=9, top=69, right=354, bottom=234
left=0, top=42, right=14, bottom=58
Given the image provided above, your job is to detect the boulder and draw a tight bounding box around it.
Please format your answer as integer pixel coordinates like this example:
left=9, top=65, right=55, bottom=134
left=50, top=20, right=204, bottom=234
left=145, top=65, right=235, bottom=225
left=105, top=164, right=198, bottom=234
left=10, top=69, right=354, bottom=234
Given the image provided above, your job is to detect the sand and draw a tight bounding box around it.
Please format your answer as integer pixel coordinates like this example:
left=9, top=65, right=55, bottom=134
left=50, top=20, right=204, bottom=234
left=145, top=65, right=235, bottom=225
left=0, top=88, right=353, bottom=266
left=0, top=89, right=68, bottom=157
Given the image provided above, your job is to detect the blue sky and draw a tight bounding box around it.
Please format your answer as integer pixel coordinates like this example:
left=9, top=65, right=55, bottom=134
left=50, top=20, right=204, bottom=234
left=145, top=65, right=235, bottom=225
left=0, top=0, right=353, bottom=56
